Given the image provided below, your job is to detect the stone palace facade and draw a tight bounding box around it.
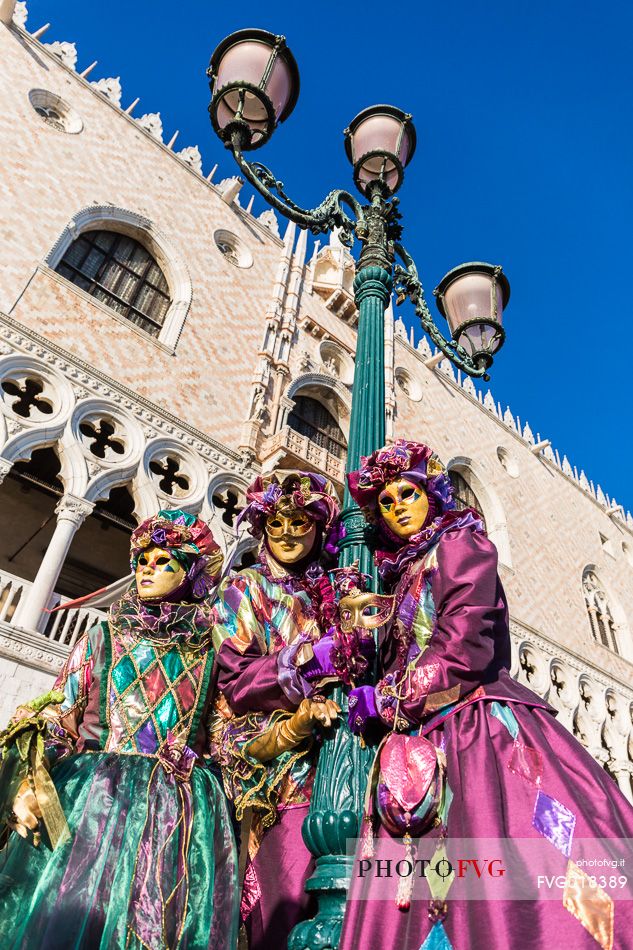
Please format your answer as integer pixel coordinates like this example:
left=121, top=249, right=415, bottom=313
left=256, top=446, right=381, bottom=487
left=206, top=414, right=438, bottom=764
left=1, top=3, right=632, bottom=799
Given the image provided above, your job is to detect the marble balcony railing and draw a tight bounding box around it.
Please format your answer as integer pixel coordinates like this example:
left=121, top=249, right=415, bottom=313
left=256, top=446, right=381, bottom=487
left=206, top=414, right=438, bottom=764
left=0, top=566, right=104, bottom=648
left=260, top=426, right=346, bottom=485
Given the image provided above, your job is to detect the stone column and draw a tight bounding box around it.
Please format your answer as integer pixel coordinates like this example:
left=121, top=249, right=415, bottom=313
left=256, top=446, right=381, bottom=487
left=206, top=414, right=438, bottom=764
left=14, top=494, right=94, bottom=633
left=604, top=694, right=633, bottom=802
left=277, top=396, right=293, bottom=431
left=0, top=1, right=17, bottom=26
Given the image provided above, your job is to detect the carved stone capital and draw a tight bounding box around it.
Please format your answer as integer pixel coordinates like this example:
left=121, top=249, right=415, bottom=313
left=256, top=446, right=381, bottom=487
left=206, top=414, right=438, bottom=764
left=55, top=494, right=95, bottom=527
left=0, top=457, right=13, bottom=484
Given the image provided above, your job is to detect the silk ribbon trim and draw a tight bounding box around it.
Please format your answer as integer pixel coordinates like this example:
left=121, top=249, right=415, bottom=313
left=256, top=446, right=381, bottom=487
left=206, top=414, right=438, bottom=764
left=126, top=748, right=196, bottom=949
left=30, top=742, right=71, bottom=849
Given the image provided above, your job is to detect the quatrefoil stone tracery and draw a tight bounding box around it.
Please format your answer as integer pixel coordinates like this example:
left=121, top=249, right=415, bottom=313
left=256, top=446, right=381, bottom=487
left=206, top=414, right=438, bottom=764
left=149, top=455, right=190, bottom=496
left=212, top=488, right=244, bottom=527
left=79, top=418, right=126, bottom=460
left=1, top=376, right=54, bottom=419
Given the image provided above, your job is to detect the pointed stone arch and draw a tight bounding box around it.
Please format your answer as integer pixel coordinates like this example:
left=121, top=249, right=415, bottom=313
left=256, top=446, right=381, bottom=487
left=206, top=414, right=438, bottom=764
left=581, top=564, right=631, bottom=661
left=445, top=455, right=513, bottom=569
left=283, top=372, right=352, bottom=440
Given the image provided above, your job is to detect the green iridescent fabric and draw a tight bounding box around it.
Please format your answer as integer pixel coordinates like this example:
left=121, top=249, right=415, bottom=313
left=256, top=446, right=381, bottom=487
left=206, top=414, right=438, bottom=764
left=0, top=597, right=238, bottom=950
left=0, top=753, right=237, bottom=949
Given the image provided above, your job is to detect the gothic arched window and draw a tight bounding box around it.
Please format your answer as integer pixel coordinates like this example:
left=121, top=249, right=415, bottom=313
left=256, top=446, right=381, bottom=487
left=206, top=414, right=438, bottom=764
left=287, top=396, right=347, bottom=459
left=56, top=230, right=171, bottom=337
left=583, top=568, right=619, bottom=654
left=448, top=470, right=487, bottom=530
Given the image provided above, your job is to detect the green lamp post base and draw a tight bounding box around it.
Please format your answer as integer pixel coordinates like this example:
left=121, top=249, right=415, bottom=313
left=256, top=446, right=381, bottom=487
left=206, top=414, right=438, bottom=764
left=288, top=686, right=375, bottom=950
left=288, top=855, right=355, bottom=950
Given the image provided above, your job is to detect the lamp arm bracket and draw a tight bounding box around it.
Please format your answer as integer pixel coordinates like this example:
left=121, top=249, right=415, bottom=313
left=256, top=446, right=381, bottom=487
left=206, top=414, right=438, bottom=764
left=229, top=132, right=363, bottom=246
left=393, top=242, right=488, bottom=380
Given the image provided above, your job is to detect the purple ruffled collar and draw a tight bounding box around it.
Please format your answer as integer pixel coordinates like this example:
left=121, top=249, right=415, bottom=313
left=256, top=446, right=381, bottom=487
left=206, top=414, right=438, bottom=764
left=255, top=550, right=321, bottom=595
left=376, top=508, right=484, bottom=587
left=110, top=586, right=215, bottom=647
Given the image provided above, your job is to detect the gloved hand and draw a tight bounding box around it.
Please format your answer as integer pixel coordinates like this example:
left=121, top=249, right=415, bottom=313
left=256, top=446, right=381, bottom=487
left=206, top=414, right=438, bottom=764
left=247, top=697, right=341, bottom=762
left=300, top=636, right=338, bottom=683
left=347, top=685, right=380, bottom=737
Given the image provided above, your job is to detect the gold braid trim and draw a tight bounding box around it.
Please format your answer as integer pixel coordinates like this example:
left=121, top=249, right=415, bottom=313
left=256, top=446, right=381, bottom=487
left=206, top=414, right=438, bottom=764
left=221, top=710, right=313, bottom=829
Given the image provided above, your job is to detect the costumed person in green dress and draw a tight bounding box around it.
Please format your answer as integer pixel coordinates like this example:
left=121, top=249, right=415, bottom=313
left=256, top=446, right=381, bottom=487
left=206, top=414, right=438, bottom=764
left=210, top=471, right=373, bottom=950
left=0, top=509, right=239, bottom=950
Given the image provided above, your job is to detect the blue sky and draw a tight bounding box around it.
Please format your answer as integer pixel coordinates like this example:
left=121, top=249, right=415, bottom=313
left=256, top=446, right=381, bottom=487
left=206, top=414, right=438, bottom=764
left=25, top=0, right=632, bottom=511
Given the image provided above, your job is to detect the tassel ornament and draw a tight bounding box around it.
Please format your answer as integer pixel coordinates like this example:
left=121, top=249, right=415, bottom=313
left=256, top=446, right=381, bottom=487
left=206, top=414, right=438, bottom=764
left=396, top=832, right=414, bottom=911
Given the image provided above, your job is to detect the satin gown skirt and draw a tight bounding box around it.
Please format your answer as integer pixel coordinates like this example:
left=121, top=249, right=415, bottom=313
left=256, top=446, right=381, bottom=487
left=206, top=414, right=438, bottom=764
left=340, top=701, right=633, bottom=950
left=243, top=804, right=316, bottom=950
left=0, top=752, right=239, bottom=950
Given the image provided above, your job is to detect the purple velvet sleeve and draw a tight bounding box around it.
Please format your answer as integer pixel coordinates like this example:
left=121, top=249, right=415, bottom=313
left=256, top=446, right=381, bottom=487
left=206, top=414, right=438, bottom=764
left=396, top=527, right=509, bottom=725
left=216, top=638, right=299, bottom=716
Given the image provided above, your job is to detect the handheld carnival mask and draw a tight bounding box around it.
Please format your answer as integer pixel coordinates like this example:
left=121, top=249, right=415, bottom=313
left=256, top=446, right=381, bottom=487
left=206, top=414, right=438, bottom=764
left=324, top=565, right=389, bottom=686
left=377, top=477, right=430, bottom=540
left=238, top=470, right=343, bottom=569
left=338, top=591, right=396, bottom=634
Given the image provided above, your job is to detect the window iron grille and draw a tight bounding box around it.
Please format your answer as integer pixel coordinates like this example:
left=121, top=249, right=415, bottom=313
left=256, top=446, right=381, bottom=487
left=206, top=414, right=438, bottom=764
left=56, top=230, right=171, bottom=337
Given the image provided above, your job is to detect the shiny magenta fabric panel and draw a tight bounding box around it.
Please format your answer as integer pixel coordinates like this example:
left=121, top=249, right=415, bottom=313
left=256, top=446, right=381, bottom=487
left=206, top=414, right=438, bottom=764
left=341, top=700, right=633, bottom=950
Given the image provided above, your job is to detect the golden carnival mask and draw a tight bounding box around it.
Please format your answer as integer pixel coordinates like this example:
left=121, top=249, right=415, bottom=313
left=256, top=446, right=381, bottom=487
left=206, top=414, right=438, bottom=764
left=265, top=502, right=317, bottom=565
left=338, top=590, right=396, bottom=634
left=135, top=545, right=186, bottom=600
left=265, top=509, right=314, bottom=538
left=378, top=477, right=430, bottom=539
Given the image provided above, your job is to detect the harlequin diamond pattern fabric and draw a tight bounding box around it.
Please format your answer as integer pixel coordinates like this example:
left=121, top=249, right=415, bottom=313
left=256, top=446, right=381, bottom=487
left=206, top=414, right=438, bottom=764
left=105, top=627, right=210, bottom=754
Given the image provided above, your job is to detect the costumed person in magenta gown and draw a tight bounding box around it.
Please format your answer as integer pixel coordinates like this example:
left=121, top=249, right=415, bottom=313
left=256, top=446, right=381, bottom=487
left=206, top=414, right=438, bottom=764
left=339, top=440, right=633, bottom=950
left=211, top=471, right=360, bottom=950
left=0, top=509, right=239, bottom=950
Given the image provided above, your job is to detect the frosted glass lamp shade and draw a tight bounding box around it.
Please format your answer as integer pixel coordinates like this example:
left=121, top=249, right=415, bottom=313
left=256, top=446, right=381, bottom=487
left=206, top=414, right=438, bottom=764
left=434, top=263, right=510, bottom=369
left=344, top=105, right=416, bottom=196
left=208, top=29, right=299, bottom=149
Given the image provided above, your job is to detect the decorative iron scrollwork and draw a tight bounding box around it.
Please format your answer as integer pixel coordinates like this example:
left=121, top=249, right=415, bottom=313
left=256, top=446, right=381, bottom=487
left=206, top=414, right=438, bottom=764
left=394, top=242, right=490, bottom=379
left=229, top=131, right=362, bottom=247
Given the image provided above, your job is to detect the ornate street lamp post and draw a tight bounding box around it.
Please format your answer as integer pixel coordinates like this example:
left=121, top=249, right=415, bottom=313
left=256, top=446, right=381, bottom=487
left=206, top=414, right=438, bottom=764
left=207, top=28, right=511, bottom=949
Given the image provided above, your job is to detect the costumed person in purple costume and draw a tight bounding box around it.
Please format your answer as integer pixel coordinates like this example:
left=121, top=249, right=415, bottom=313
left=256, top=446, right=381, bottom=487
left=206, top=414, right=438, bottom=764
left=211, top=471, right=364, bottom=950
left=339, top=440, right=633, bottom=950
left=0, top=509, right=239, bottom=950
